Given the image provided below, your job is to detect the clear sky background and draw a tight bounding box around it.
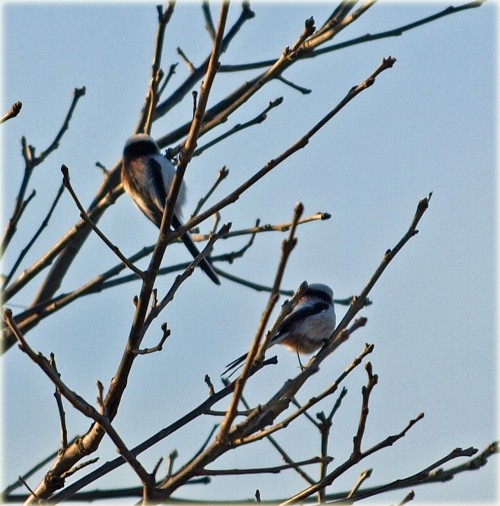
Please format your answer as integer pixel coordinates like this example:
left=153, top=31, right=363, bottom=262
left=1, top=1, right=497, bottom=504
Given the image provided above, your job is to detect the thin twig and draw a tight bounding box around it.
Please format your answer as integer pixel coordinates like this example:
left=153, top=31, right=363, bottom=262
left=352, top=362, right=378, bottom=457
left=3, top=182, right=64, bottom=288
left=177, top=47, right=196, bottom=73
left=60, top=458, right=100, bottom=480
left=158, top=63, right=178, bottom=98
left=190, top=166, right=229, bottom=218
left=316, top=386, right=349, bottom=501
left=197, top=211, right=331, bottom=241
left=49, top=353, right=68, bottom=450
left=347, top=468, right=372, bottom=499
left=202, top=1, right=216, bottom=40
left=61, top=165, right=145, bottom=279
left=201, top=457, right=331, bottom=475
left=132, top=323, right=170, bottom=355
left=143, top=223, right=230, bottom=332
left=136, top=2, right=175, bottom=135
left=193, top=97, right=284, bottom=157
left=397, top=490, right=415, bottom=505
left=17, top=476, right=37, bottom=499
left=276, top=76, right=311, bottom=94
left=36, top=87, right=86, bottom=166
left=238, top=392, right=316, bottom=485
left=168, top=425, right=219, bottom=483
left=165, top=450, right=178, bottom=481
left=0, top=100, right=22, bottom=123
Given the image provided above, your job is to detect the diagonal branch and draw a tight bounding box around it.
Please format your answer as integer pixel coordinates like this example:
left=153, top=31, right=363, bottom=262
left=135, top=2, right=176, bottom=135
left=0, top=100, right=22, bottom=123
left=61, top=165, right=144, bottom=279
left=2, top=182, right=64, bottom=288
left=193, top=97, right=284, bottom=157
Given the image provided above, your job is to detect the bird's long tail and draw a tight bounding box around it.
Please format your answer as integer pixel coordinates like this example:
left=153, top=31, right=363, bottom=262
left=172, top=215, right=220, bottom=285
left=221, top=352, right=248, bottom=378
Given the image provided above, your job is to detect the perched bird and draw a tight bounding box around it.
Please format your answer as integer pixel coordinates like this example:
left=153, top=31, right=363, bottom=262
left=121, top=133, right=220, bottom=284
left=222, top=283, right=336, bottom=376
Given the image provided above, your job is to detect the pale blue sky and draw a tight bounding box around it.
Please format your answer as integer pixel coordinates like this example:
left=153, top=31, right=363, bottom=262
left=1, top=1, right=497, bottom=504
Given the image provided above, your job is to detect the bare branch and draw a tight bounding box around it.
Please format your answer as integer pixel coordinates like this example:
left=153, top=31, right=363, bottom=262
left=132, top=323, right=170, bottom=355
left=61, top=165, right=144, bottom=279
left=190, top=166, right=229, bottom=218
left=280, top=412, right=427, bottom=505
left=352, top=362, right=378, bottom=457
left=50, top=375, right=244, bottom=501
left=193, top=97, right=284, bottom=157
left=201, top=457, right=331, bottom=476
left=2, top=86, right=85, bottom=256
left=49, top=353, right=68, bottom=451
left=136, top=1, right=176, bottom=135
left=237, top=391, right=316, bottom=485
left=0, top=100, right=22, bottom=123
left=202, top=1, right=216, bottom=40
left=37, top=87, right=86, bottom=165
left=340, top=446, right=479, bottom=504
left=177, top=46, right=196, bottom=73
left=276, top=76, right=311, bottom=95
left=347, top=468, right=372, bottom=499
left=2, top=183, right=64, bottom=288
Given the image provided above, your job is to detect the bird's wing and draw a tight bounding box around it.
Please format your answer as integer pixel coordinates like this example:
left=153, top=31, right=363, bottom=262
left=222, top=302, right=330, bottom=377
left=148, top=157, right=169, bottom=210
left=149, top=157, right=220, bottom=285
left=271, top=302, right=330, bottom=344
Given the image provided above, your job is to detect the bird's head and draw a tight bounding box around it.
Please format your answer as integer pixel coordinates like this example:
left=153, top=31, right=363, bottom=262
left=123, top=133, right=160, bottom=159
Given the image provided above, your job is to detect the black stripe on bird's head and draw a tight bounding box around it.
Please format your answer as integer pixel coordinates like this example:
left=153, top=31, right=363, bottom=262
left=123, top=134, right=160, bottom=159
left=304, top=283, right=334, bottom=305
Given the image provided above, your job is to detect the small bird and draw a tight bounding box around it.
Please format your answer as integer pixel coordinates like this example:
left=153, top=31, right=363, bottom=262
left=222, top=283, right=336, bottom=376
left=122, top=133, right=220, bottom=284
